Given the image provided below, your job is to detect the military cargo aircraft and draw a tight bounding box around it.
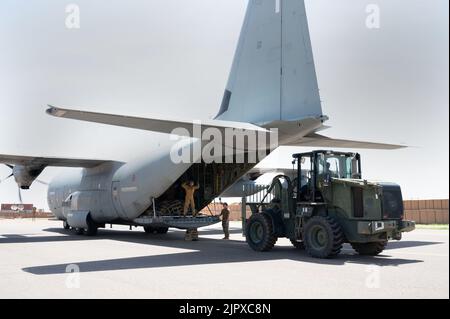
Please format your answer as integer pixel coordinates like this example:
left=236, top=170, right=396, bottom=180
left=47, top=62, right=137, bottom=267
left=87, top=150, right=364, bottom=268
left=0, top=0, right=403, bottom=236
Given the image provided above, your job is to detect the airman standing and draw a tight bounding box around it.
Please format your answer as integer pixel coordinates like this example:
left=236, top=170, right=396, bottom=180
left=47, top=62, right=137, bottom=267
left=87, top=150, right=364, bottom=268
left=182, top=181, right=200, bottom=217
left=220, top=203, right=231, bottom=240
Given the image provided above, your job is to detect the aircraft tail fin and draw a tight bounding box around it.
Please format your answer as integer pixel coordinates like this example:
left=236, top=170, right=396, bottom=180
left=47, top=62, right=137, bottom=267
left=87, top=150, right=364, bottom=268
left=216, top=0, right=322, bottom=125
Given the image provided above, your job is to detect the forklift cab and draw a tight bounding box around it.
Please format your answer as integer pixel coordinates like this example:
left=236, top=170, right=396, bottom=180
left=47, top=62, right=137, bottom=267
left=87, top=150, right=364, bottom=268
left=293, top=150, right=362, bottom=202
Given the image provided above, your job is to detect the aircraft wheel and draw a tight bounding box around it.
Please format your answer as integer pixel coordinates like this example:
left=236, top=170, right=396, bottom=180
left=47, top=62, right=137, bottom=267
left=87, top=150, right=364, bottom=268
left=144, top=226, right=157, bottom=234
left=303, top=216, right=344, bottom=259
left=85, top=215, right=98, bottom=237
left=144, top=226, right=169, bottom=234
left=75, top=228, right=84, bottom=235
left=156, top=227, right=169, bottom=234
left=63, top=221, right=71, bottom=230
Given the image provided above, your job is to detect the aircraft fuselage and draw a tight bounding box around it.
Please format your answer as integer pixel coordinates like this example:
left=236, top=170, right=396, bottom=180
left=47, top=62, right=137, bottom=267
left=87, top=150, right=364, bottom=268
left=47, top=138, right=261, bottom=229
left=48, top=142, right=193, bottom=224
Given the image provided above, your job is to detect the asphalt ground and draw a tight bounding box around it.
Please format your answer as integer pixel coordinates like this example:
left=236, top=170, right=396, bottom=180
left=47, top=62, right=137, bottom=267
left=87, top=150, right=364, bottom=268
left=0, top=219, right=448, bottom=299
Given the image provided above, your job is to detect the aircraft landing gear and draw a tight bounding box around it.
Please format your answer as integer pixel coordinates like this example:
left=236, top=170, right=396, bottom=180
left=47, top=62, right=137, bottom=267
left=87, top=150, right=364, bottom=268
left=63, top=220, right=71, bottom=230
left=69, top=215, right=99, bottom=236
left=144, top=226, right=169, bottom=234
left=85, top=216, right=98, bottom=237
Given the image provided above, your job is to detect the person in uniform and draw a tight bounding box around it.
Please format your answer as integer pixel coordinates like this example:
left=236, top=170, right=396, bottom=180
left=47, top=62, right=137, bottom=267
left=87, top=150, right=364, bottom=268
left=182, top=180, right=200, bottom=217
left=219, top=203, right=231, bottom=240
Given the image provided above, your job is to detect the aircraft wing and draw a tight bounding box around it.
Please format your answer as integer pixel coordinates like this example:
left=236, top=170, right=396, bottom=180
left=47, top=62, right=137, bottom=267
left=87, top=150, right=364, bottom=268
left=287, top=133, right=406, bottom=150
left=46, top=106, right=269, bottom=136
left=0, top=154, right=111, bottom=168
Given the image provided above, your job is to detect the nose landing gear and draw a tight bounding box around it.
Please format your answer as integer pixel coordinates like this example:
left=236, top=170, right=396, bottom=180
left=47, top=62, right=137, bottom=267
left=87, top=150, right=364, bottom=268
left=62, top=214, right=99, bottom=237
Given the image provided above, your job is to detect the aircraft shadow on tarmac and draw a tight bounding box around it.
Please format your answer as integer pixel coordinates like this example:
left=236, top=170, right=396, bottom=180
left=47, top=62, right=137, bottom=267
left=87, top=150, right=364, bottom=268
left=0, top=227, right=437, bottom=275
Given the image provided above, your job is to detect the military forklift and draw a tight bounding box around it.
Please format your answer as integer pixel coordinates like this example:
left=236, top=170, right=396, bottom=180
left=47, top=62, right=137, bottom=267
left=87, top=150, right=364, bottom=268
left=243, top=150, right=415, bottom=259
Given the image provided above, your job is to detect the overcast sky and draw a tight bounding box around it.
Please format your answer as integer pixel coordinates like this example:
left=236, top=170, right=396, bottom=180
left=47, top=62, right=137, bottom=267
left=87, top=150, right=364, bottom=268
left=0, top=0, right=448, bottom=209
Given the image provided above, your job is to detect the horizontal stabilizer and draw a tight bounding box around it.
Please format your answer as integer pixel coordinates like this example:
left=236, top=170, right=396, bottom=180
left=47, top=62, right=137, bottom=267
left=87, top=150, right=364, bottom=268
left=288, top=133, right=406, bottom=150
left=46, top=106, right=269, bottom=137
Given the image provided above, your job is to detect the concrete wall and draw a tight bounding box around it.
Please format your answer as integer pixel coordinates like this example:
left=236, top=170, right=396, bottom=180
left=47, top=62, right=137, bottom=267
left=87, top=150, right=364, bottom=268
left=205, top=200, right=450, bottom=225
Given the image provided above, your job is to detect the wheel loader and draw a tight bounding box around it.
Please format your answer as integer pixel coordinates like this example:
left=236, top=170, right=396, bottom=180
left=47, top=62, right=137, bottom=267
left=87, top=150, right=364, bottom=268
left=243, top=150, right=415, bottom=258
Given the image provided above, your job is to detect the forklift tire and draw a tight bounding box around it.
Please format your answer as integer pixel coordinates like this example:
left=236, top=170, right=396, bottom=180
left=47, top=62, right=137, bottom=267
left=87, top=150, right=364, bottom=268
left=351, top=241, right=387, bottom=256
left=303, top=216, right=344, bottom=259
left=246, top=213, right=277, bottom=252
left=290, top=239, right=305, bottom=250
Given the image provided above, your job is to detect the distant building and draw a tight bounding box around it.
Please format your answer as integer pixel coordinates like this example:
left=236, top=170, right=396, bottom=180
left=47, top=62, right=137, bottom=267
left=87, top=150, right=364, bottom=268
left=1, top=204, right=35, bottom=213
left=0, top=204, right=54, bottom=219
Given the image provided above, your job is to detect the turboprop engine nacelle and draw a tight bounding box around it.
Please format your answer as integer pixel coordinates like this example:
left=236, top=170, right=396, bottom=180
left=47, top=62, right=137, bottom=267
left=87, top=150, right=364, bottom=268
left=13, top=165, right=45, bottom=189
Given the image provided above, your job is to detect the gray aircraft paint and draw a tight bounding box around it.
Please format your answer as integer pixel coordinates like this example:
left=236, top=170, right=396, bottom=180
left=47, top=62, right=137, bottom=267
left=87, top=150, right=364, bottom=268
left=48, top=141, right=197, bottom=223
left=216, top=0, right=322, bottom=124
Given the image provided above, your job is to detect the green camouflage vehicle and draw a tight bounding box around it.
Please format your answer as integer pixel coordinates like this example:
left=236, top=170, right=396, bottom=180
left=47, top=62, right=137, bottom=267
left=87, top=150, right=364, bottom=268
left=244, top=150, right=416, bottom=259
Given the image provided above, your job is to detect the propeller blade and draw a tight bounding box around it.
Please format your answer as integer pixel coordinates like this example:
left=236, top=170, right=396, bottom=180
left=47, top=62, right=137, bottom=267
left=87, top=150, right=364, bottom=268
left=18, top=187, right=23, bottom=204
left=0, top=173, right=14, bottom=184
left=35, top=179, right=49, bottom=186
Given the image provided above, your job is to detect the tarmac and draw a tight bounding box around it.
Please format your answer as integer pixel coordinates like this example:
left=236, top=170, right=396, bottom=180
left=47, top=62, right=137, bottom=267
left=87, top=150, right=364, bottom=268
left=0, top=219, right=448, bottom=299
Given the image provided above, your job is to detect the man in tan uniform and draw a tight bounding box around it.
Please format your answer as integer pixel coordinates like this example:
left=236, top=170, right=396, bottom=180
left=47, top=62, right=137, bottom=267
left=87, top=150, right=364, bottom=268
left=182, top=181, right=200, bottom=216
